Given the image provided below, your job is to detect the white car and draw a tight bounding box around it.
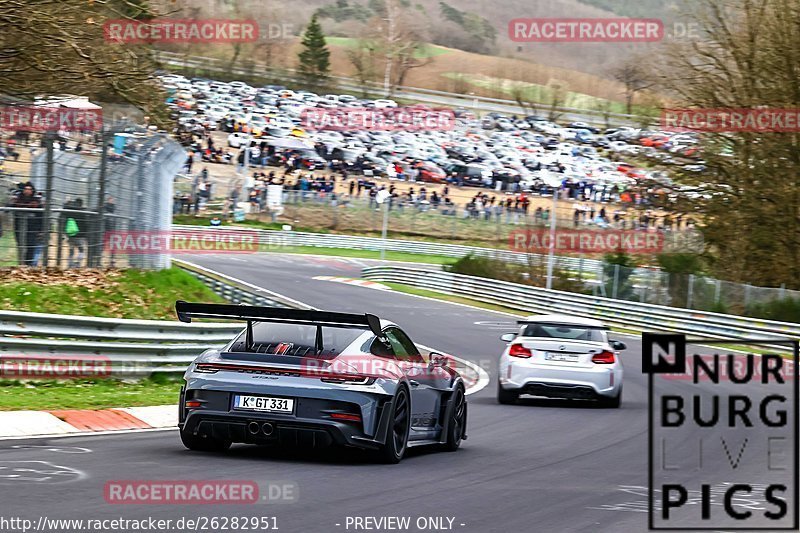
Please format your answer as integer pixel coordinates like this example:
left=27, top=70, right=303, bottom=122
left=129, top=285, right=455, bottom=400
left=373, top=99, right=398, bottom=109
left=227, top=132, right=252, bottom=148
left=497, top=314, right=626, bottom=407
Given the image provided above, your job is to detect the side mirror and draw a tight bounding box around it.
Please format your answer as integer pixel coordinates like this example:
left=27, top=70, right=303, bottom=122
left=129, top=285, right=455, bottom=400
left=428, top=352, right=449, bottom=368
left=610, top=340, right=627, bottom=351
left=500, top=333, right=516, bottom=343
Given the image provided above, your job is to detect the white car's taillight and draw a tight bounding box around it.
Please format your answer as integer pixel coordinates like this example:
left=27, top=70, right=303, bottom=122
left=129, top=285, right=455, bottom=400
left=591, top=350, right=616, bottom=364
left=509, top=344, right=533, bottom=358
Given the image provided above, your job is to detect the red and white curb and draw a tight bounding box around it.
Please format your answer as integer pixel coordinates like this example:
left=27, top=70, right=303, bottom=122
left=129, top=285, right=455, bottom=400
left=312, top=276, right=392, bottom=291
left=0, top=405, right=176, bottom=440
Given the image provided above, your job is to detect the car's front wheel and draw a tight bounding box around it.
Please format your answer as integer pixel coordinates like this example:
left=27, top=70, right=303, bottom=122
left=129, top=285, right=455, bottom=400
left=497, top=381, right=519, bottom=405
left=180, top=428, right=231, bottom=452
left=378, top=386, right=410, bottom=464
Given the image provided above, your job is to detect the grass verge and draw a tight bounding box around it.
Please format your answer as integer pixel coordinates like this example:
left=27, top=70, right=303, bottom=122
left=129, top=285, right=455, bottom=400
left=0, top=268, right=225, bottom=319
left=270, top=246, right=455, bottom=264
left=0, top=376, right=182, bottom=411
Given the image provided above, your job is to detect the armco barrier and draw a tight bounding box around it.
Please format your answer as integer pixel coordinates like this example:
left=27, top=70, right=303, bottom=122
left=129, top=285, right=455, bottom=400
left=361, top=266, right=800, bottom=349
left=171, top=225, right=605, bottom=277
left=0, top=263, right=284, bottom=377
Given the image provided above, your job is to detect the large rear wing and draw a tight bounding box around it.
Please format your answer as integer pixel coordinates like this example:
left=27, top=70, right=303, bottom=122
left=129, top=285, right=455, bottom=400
left=175, top=301, right=383, bottom=337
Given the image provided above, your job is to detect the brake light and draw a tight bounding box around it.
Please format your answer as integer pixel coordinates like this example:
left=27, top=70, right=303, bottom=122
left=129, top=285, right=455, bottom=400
left=509, top=344, right=532, bottom=358
left=193, top=362, right=374, bottom=384
left=320, top=375, right=374, bottom=385
left=185, top=400, right=202, bottom=408
left=592, top=351, right=616, bottom=364
left=329, top=413, right=362, bottom=422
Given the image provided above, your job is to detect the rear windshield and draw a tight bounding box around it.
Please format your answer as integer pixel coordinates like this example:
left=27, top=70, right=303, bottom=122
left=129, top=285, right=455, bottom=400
left=229, top=323, right=364, bottom=359
left=522, top=324, right=606, bottom=342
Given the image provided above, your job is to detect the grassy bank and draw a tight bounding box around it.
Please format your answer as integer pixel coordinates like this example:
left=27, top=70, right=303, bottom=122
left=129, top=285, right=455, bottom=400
left=0, top=267, right=225, bottom=319
left=0, top=377, right=182, bottom=411
left=172, top=214, right=514, bottom=250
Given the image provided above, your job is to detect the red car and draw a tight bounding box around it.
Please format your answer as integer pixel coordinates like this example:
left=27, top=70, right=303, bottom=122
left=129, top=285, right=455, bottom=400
left=415, top=162, right=446, bottom=183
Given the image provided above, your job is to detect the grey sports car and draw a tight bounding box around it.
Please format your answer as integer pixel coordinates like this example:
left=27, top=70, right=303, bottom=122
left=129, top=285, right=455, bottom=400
left=176, top=302, right=467, bottom=463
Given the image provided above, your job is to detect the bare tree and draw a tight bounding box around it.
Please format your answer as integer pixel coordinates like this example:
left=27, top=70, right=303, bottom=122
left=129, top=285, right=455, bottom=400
left=613, top=59, right=652, bottom=115
left=346, top=39, right=379, bottom=97
left=0, top=0, right=169, bottom=125
left=546, top=80, right=568, bottom=122
left=370, top=0, right=432, bottom=97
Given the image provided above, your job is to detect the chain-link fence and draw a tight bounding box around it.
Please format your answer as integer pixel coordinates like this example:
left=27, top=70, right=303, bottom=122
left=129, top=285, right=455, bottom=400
left=590, top=264, right=800, bottom=318
left=0, top=124, right=184, bottom=269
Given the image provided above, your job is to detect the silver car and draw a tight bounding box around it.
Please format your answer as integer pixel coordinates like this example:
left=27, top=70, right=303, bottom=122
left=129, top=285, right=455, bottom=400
left=176, top=302, right=468, bottom=463
left=497, top=314, right=626, bottom=407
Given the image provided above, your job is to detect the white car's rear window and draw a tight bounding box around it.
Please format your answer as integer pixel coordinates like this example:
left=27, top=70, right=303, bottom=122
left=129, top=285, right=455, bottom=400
left=522, top=324, right=606, bottom=342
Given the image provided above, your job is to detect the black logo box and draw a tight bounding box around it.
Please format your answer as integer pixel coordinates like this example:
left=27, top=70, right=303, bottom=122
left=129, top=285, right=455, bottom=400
left=644, top=333, right=799, bottom=531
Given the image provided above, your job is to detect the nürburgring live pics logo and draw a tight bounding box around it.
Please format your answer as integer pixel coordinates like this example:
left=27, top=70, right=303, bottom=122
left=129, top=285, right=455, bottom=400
left=644, top=332, right=799, bottom=530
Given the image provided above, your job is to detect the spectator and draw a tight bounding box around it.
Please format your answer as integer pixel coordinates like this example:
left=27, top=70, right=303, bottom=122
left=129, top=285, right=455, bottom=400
left=64, top=198, right=88, bottom=268
left=9, top=183, right=45, bottom=266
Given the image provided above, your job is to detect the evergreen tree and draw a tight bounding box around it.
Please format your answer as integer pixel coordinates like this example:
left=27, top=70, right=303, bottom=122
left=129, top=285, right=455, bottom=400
left=297, top=15, right=331, bottom=84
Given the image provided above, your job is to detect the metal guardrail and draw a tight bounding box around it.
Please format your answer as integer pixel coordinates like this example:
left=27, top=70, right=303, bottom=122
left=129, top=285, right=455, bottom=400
left=174, top=258, right=312, bottom=309
left=361, top=266, right=800, bottom=349
left=0, top=263, right=300, bottom=377
left=171, top=225, right=605, bottom=277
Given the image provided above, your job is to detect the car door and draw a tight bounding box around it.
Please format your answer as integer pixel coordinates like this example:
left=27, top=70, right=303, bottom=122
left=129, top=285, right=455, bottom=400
left=382, top=328, right=440, bottom=439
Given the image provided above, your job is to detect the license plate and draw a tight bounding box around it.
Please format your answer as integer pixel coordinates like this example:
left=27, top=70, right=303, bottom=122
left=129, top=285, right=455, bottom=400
left=545, top=353, right=580, bottom=362
left=233, top=395, right=294, bottom=413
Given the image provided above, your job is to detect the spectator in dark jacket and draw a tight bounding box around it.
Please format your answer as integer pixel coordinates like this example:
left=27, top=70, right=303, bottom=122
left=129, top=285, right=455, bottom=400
left=9, top=182, right=45, bottom=266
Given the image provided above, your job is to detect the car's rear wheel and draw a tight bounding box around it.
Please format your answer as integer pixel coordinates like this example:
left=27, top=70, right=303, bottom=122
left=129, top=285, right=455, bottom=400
left=497, top=381, right=519, bottom=405
left=598, top=387, right=622, bottom=408
left=180, top=428, right=231, bottom=452
left=443, top=386, right=466, bottom=451
left=379, top=386, right=410, bottom=464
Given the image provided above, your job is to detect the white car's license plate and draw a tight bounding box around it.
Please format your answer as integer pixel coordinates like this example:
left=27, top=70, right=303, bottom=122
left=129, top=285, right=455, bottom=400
left=233, top=395, right=294, bottom=413
left=545, top=353, right=580, bottom=363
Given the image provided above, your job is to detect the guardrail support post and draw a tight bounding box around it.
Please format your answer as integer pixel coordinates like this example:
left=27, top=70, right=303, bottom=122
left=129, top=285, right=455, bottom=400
left=687, top=274, right=695, bottom=309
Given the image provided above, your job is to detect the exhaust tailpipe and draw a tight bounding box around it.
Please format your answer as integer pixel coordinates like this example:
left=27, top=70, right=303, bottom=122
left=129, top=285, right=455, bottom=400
left=247, top=421, right=260, bottom=435
left=261, top=422, right=274, bottom=436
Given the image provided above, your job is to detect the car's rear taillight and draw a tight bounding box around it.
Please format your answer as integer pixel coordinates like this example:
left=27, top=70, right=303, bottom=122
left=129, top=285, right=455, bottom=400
left=509, top=344, right=533, bottom=358
left=185, top=400, right=202, bottom=408
left=592, top=351, right=616, bottom=364
left=194, top=363, right=219, bottom=373
left=320, top=375, right=374, bottom=385
left=329, top=412, right=362, bottom=422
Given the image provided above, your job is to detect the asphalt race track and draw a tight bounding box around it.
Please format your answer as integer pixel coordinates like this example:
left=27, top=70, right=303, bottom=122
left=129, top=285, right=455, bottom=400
left=1, top=253, right=791, bottom=532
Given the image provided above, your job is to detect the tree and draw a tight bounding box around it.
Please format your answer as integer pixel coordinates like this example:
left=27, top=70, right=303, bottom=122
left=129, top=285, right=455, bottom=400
left=0, top=0, right=168, bottom=126
left=653, top=0, right=800, bottom=289
left=602, top=250, right=637, bottom=300
left=297, top=15, right=331, bottom=85
left=370, top=0, right=432, bottom=96
left=546, top=80, right=568, bottom=122
left=346, top=38, right=379, bottom=96
left=612, top=59, right=651, bottom=115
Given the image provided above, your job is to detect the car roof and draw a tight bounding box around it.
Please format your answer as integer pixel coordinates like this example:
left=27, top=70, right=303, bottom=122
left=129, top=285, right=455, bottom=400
left=520, top=314, right=607, bottom=328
